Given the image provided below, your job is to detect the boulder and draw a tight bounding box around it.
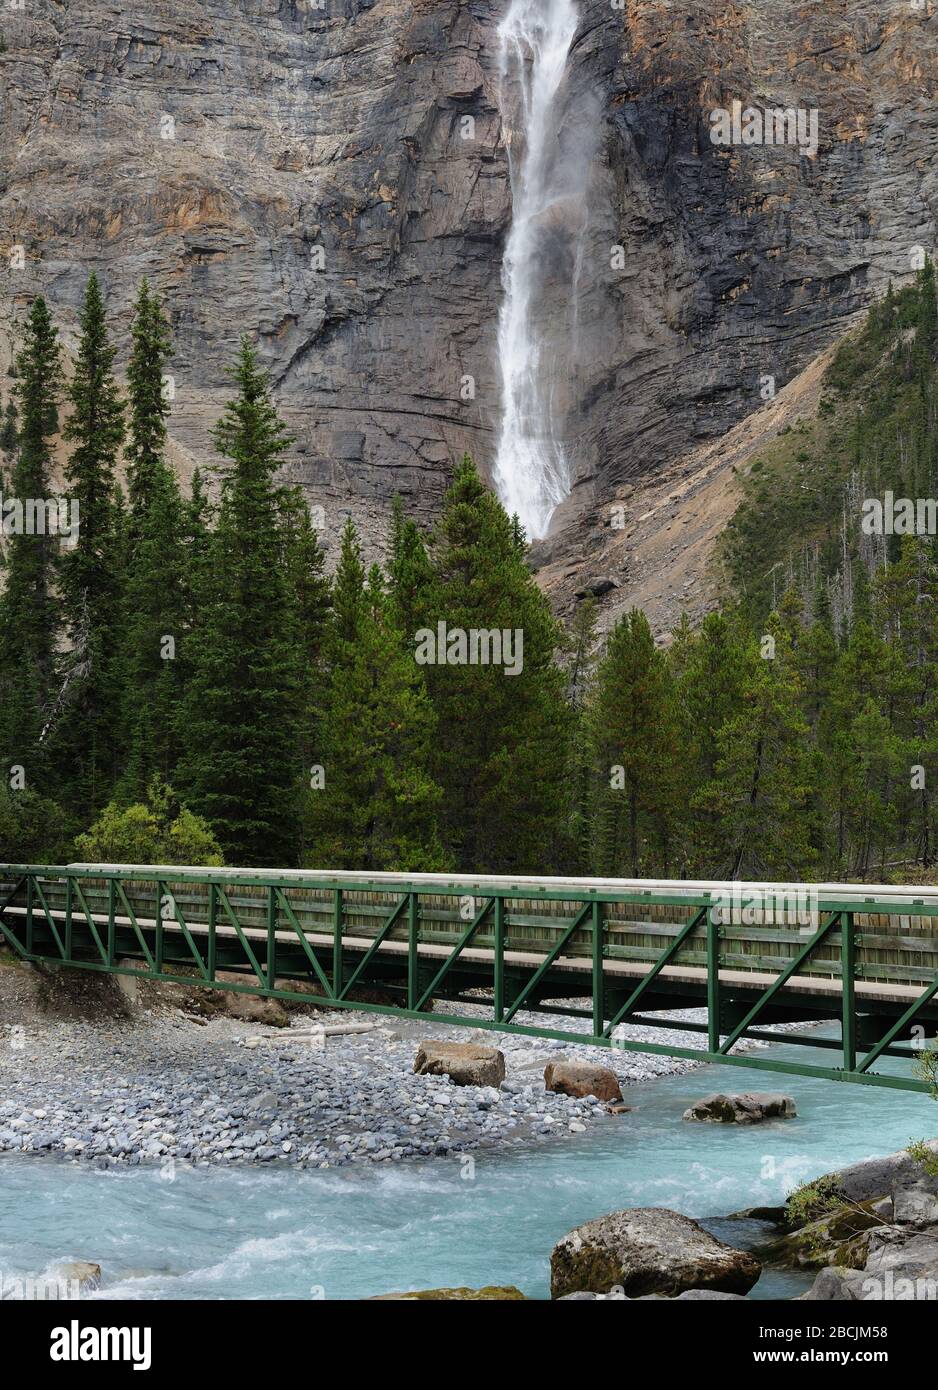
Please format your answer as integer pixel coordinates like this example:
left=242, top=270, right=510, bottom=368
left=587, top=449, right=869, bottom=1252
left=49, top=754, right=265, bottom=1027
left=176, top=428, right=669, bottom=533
left=682, top=1092, right=796, bottom=1124
left=802, top=1266, right=863, bottom=1301
left=764, top=1200, right=882, bottom=1269
left=224, top=993, right=290, bottom=1028
left=544, top=1060, right=623, bottom=1103
left=803, top=1226, right=938, bottom=1300
left=550, top=1207, right=761, bottom=1299
left=575, top=576, right=619, bottom=599
left=371, top=1285, right=526, bottom=1300
left=53, top=1261, right=101, bottom=1292
left=413, top=1041, right=505, bottom=1088
left=860, top=1225, right=938, bottom=1297
left=893, top=1179, right=938, bottom=1226
left=822, top=1140, right=938, bottom=1205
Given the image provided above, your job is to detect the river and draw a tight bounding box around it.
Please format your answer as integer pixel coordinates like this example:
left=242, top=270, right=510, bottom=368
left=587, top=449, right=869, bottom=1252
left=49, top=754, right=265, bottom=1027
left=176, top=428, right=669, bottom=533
left=1, top=1036, right=933, bottom=1300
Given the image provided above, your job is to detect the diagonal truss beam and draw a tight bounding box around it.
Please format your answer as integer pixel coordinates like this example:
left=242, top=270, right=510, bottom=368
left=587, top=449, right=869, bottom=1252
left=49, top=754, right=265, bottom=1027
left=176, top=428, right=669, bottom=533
left=503, top=902, right=592, bottom=1024
left=857, top=976, right=938, bottom=1073
left=415, top=897, right=494, bottom=1013
left=603, top=905, right=708, bottom=1038
left=718, top=911, right=843, bottom=1055
left=215, top=885, right=266, bottom=986
left=275, top=887, right=336, bottom=998
left=0, top=874, right=28, bottom=958
left=338, top=893, right=408, bottom=1001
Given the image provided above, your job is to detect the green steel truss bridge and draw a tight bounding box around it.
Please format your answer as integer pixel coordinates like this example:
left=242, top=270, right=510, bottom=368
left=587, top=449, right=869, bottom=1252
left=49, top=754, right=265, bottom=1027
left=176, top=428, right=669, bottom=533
left=2, top=864, right=938, bottom=1093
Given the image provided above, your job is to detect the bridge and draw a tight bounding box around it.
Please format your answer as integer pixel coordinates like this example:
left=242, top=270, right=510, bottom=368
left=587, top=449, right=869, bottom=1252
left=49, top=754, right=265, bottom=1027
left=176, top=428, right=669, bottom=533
left=1, top=863, right=938, bottom=1093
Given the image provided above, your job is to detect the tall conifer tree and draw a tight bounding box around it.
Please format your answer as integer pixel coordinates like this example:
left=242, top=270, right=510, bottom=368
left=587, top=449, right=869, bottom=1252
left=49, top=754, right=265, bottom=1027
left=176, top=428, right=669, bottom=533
left=0, top=298, right=63, bottom=789
left=176, top=339, right=302, bottom=865
left=53, top=275, right=126, bottom=813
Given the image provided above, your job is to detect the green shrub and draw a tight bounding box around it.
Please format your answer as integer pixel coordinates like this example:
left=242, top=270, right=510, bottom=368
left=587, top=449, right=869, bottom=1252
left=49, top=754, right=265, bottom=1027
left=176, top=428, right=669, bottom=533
left=73, top=778, right=223, bottom=867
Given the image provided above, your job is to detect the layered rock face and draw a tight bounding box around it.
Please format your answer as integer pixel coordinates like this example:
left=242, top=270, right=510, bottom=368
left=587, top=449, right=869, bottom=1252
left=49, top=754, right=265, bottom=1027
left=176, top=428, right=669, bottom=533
left=1, top=0, right=937, bottom=560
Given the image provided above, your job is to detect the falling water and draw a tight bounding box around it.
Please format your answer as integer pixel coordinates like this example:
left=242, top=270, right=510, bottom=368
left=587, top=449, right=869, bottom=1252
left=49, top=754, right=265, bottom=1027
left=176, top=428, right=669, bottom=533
left=493, top=0, right=586, bottom=540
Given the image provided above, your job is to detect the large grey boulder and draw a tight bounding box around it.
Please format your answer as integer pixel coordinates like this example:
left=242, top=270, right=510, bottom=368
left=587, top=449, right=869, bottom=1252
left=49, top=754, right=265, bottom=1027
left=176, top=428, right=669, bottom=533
left=826, top=1140, right=938, bottom=1205
left=803, top=1226, right=938, bottom=1300
left=892, top=1177, right=938, bottom=1226
left=550, top=1207, right=761, bottom=1299
left=413, top=1041, right=505, bottom=1088
left=544, top=1059, right=623, bottom=1103
left=683, top=1092, right=796, bottom=1124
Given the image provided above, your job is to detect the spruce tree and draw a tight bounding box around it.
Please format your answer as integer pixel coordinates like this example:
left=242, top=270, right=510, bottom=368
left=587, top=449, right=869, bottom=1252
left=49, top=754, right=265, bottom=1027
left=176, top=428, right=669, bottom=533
left=307, top=520, right=444, bottom=870
left=176, top=338, right=303, bottom=865
left=117, top=281, right=187, bottom=799
left=0, top=297, right=63, bottom=790
left=695, top=624, right=817, bottom=878
left=588, top=608, right=683, bottom=876
left=53, top=274, right=126, bottom=814
left=420, top=455, right=572, bottom=872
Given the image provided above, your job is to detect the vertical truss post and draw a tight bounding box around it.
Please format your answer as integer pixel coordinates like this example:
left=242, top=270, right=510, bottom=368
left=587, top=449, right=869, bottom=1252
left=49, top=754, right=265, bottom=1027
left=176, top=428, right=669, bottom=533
left=207, top=882, right=217, bottom=983
left=65, top=876, right=73, bottom=960
left=592, top=900, right=604, bottom=1037
left=266, top=885, right=277, bottom=990
left=25, top=873, right=33, bottom=954
left=155, top=880, right=165, bottom=974
left=493, top=894, right=505, bottom=1023
left=107, top=878, right=116, bottom=966
left=706, top=904, right=721, bottom=1053
left=333, top=888, right=343, bottom=997
left=840, top=911, right=856, bottom=1072
left=408, top=892, right=419, bottom=1010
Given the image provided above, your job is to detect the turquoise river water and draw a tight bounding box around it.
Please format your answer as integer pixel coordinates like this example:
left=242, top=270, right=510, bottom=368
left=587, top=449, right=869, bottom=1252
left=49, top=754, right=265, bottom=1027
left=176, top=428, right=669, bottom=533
left=1, top=1038, right=935, bottom=1300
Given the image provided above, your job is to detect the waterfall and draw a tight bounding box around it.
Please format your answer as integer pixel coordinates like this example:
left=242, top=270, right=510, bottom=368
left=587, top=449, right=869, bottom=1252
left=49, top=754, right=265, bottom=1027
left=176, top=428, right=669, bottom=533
left=493, top=0, right=585, bottom=541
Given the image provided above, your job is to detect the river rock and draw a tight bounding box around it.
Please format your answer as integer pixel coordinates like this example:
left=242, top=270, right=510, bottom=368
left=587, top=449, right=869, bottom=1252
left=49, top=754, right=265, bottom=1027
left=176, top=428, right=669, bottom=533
left=413, top=1041, right=505, bottom=1088
left=544, top=1060, right=623, bottom=1103
left=892, top=1178, right=938, bottom=1226
left=682, top=1092, right=796, bottom=1124
left=803, top=1223, right=938, bottom=1300
left=550, top=1207, right=762, bottom=1299
left=224, top=995, right=289, bottom=1028
left=764, top=1200, right=881, bottom=1269
left=53, top=1261, right=101, bottom=1291
left=822, top=1140, right=938, bottom=1206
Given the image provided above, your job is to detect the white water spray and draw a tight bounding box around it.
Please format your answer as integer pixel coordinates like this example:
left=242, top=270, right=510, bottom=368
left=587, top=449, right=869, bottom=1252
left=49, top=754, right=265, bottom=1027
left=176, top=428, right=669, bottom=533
left=493, top=0, right=587, bottom=540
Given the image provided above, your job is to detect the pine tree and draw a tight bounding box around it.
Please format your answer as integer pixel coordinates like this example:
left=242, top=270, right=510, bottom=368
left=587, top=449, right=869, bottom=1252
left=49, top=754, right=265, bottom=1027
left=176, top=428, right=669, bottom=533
left=695, top=625, right=817, bottom=878
left=420, top=456, right=573, bottom=872
left=674, top=610, right=749, bottom=871
left=53, top=275, right=126, bottom=814
left=117, top=281, right=187, bottom=799
left=0, top=297, right=63, bottom=791
left=387, top=493, right=433, bottom=638
left=307, top=520, right=444, bottom=870
left=175, top=338, right=303, bottom=865
left=588, top=609, right=683, bottom=876
left=0, top=398, right=17, bottom=454
left=563, top=596, right=599, bottom=874
left=278, top=484, right=331, bottom=863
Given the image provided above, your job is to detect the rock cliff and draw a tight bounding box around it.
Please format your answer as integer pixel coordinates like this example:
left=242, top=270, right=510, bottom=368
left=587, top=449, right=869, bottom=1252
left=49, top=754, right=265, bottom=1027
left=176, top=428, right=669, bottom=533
left=1, top=0, right=936, bottom=579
